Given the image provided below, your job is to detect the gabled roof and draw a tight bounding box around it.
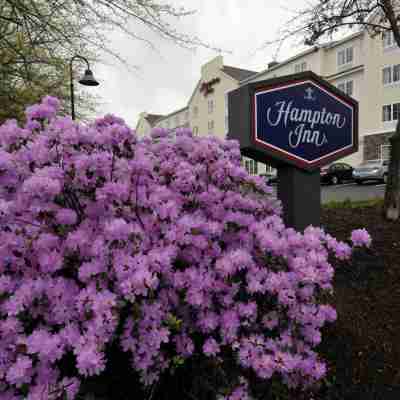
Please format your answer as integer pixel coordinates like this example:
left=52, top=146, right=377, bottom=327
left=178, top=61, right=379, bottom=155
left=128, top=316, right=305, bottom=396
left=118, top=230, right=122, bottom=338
left=187, top=79, right=201, bottom=107
left=240, top=46, right=320, bottom=85
left=222, top=65, right=258, bottom=81
left=145, top=113, right=164, bottom=126
left=186, top=65, right=257, bottom=106
left=322, top=30, right=364, bottom=49
left=156, top=106, right=188, bottom=123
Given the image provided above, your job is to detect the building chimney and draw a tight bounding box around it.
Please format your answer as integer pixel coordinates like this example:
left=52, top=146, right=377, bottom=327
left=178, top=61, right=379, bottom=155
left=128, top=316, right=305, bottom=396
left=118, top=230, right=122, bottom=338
left=268, top=61, right=279, bottom=69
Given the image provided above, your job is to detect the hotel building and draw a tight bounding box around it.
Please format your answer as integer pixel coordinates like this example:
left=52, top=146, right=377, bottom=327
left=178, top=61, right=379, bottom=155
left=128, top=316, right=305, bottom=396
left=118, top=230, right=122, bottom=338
left=136, top=26, right=400, bottom=174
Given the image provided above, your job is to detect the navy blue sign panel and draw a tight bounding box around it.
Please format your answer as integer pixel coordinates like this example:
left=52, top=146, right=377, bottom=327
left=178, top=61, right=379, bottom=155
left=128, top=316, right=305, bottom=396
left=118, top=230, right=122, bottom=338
left=252, top=78, right=357, bottom=169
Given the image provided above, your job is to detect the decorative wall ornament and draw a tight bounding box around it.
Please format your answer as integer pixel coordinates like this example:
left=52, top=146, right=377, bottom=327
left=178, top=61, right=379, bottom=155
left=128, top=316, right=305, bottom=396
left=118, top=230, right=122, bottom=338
left=200, top=77, right=220, bottom=96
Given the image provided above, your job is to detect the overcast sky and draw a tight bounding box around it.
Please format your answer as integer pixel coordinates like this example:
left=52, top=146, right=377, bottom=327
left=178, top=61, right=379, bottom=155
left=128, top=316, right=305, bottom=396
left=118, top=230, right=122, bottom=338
left=85, top=1, right=315, bottom=128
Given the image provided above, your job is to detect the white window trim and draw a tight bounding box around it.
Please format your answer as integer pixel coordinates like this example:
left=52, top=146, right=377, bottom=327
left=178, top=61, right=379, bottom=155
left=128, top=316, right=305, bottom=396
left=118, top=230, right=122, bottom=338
left=337, top=79, right=354, bottom=96
left=245, top=159, right=258, bottom=175
left=337, top=47, right=353, bottom=68
left=383, top=64, right=400, bottom=87
left=382, top=103, right=400, bottom=123
left=382, top=65, right=392, bottom=86
left=382, top=31, right=399, bottom=51
left=382, top=104, right=392, bottom=122
left=383, top=31, right=394, bottom=49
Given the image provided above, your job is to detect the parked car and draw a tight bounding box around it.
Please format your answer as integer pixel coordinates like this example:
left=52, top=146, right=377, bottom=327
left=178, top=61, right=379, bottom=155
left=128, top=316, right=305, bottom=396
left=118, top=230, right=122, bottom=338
left=320, top=162, right=354, bottom=185
left=352, top=160, right=389, bottom=184
left=260, top=171, right=278, bottom=185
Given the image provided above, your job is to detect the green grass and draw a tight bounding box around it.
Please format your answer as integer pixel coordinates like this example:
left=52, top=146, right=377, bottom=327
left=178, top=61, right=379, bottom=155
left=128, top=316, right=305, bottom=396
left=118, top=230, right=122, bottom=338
left=323, top=197, right=384, bottom=210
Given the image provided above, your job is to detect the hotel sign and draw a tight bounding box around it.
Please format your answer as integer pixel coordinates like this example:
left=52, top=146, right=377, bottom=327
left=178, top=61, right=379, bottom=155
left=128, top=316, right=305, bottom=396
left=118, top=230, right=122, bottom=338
left=228, top=71, right=358, bottom=171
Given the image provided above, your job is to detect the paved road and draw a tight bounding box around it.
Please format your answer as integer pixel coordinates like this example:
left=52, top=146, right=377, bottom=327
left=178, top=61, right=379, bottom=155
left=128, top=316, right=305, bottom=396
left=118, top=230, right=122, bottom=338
left=321, top=182, right=386, bottom=203
left=271, top=181, right=386, bottom=204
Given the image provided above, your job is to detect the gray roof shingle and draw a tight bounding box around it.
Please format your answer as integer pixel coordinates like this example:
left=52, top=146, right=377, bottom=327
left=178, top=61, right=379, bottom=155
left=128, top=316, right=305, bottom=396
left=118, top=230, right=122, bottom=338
left=222, top=65, right=258, bottom=81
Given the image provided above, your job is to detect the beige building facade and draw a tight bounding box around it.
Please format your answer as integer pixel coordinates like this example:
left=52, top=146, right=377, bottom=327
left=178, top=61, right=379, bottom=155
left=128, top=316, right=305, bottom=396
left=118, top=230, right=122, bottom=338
left=136, top=55, right=262, bottom=174
left=137, top=26, right=400, bottom=173
left=243, top=28, right=399, bottom=166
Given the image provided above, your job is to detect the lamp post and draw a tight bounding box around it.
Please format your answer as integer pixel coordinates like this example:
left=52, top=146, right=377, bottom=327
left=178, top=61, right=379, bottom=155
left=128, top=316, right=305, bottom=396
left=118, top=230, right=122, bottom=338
left=69, top=55, right=99, bottom=120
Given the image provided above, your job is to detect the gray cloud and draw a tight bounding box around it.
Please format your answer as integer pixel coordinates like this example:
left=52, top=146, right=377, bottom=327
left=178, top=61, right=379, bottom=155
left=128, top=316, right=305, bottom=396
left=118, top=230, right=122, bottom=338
left=88, top=0, right=309, bottom=128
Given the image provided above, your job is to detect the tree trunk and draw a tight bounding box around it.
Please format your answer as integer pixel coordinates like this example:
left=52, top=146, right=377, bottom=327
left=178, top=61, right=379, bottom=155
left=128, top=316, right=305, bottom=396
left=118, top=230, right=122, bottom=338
left=383, top=120, right=400, bottom=221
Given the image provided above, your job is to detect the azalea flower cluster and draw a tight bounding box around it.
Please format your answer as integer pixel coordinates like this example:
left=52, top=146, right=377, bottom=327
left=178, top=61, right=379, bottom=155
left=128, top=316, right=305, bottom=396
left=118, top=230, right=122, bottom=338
left=0, top=97, right=371, bottom=399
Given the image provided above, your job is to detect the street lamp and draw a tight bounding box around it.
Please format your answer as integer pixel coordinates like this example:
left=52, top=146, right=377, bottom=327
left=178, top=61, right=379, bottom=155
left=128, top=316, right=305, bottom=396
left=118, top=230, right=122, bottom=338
left=69, top=55, right=99, bottom=120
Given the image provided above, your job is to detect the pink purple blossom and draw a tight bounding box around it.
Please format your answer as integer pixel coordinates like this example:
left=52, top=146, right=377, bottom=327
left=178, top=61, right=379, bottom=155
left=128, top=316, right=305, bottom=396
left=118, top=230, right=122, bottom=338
left=0, top=97, right=371, bottom=399
left=351, top=228, right=372, bottom=247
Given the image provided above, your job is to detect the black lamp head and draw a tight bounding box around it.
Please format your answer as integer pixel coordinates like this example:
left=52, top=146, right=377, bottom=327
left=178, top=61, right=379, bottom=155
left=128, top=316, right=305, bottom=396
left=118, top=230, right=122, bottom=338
left=79, top=69, right=99, bottom=86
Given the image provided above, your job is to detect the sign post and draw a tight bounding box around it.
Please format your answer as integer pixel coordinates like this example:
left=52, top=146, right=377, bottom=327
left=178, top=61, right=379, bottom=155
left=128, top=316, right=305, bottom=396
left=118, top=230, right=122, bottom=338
left=228, top=71, right=358, bottom=231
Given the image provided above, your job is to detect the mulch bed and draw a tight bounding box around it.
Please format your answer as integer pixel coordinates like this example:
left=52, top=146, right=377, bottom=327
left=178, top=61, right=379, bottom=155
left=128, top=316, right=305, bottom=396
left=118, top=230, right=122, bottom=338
left=316, top=204, right=400, bottom=399
left=80, top=204, right=400, bottom=400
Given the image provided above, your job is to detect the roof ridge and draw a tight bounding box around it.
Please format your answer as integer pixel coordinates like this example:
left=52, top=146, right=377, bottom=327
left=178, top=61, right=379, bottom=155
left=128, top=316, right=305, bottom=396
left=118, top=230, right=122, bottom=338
left=223, top=64, right=257, bottom=73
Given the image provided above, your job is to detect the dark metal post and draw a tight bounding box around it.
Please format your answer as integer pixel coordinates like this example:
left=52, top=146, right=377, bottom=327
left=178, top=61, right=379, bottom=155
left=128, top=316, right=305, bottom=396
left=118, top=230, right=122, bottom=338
left=277, top=166, right=321, bottom=231
left=69, top=55, right=98, bottom=121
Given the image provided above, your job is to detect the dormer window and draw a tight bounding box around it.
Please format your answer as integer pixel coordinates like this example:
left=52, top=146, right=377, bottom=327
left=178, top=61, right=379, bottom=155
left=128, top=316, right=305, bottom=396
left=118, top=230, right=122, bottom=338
left=383, top=31, right=397, bottom=49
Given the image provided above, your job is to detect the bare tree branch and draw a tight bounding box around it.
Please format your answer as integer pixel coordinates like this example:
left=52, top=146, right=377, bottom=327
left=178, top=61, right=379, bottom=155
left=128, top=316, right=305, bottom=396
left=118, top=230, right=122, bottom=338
left=263, top=0, right=400, bottom=221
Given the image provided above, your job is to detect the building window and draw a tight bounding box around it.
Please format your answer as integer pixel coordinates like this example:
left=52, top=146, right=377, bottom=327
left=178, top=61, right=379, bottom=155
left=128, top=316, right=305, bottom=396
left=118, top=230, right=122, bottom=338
left=184, top=110, right=189, bottom=120
left=245, top=159, right=258, bottom=175
left=208, top=99, right=214, bottom=114
left=394, top=64, right=400, bottom=82
left=383, top=31, right=397, bottom=49
left=294, top=61, right=307, bottom=73
left=265, top=164, right=274, bottom=173
left=208, top=120, right=214, bottom=133
left=193, top=126, right=198, bottom=136
left=253, top=160, right=258, bottom=175
left=193, top=106, right=198, bottom=118
left=383, top=66, right=392, bottom=85
left=382, top=64, right=400, bottom=85
left=338, top=80, right=353, bottom=96
left=383, top=104, right=392, bottom=122
left=381, top=144, right=391, bottom=161
left=337, top=47, right=353, bottom=67
left=393, top=103, right=400, bottom=120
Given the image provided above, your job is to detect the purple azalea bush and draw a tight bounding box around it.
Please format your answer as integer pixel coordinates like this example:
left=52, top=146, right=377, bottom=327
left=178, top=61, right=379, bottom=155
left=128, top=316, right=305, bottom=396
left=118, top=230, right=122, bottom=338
left=0, top=97, right=371, bottom=399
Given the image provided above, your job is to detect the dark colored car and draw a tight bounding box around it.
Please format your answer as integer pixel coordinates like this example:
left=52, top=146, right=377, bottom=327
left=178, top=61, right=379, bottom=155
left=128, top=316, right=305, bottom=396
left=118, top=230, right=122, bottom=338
left=320, top=162, right=354, bottom=185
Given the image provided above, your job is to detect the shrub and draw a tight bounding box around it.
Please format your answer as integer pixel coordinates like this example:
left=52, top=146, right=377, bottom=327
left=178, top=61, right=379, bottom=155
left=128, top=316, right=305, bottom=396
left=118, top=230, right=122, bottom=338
left=0, top=97, right=371, bottom=399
